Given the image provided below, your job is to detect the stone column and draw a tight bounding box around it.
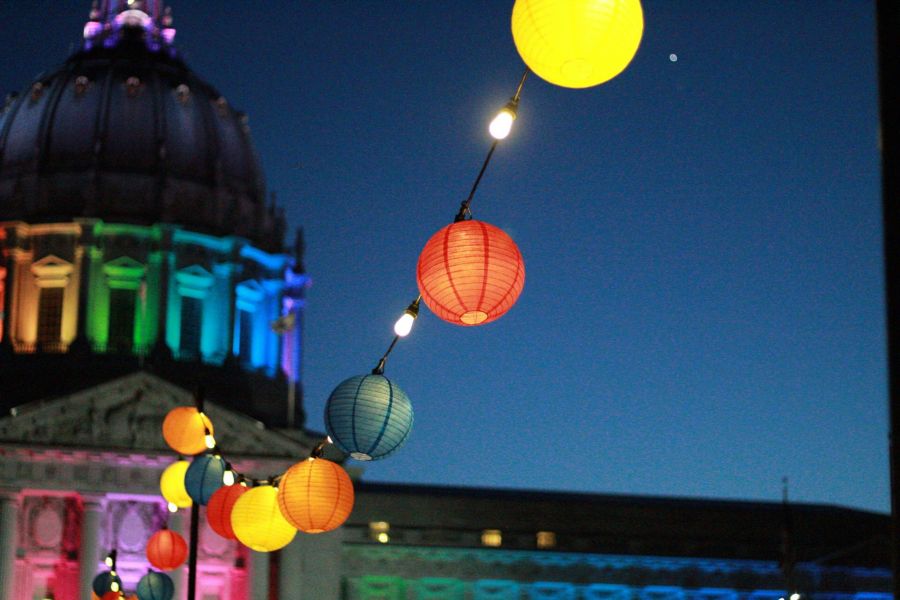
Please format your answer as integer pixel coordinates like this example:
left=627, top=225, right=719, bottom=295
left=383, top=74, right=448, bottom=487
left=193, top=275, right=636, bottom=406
left=280, top=528, right=343, bottom=599
left=78, top=495, right=105, bottom=600
left=169, top=510, right=187, bottom=600
left=0, top=490, right=20, bottom=600
left=249, top=550, right=269, bottom=600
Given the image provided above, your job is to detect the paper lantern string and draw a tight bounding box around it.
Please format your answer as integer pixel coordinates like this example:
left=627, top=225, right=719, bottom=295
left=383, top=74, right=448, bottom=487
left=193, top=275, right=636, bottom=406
left=373, top=295, right=421, bottom=375
left=454, top=69, right=529, bottom=223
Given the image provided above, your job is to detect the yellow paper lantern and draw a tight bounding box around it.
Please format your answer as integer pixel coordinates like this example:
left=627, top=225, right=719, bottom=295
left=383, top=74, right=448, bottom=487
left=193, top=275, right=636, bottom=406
left=231, top=485, right=297, bottom=552
left=162, top=406, right=213, bottom=456
left=511, top=0, right=644, bottom=88
left=160, top=460, right=192, bottom=509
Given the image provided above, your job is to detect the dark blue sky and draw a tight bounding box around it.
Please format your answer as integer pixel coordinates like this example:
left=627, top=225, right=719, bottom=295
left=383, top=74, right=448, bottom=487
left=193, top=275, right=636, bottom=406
left=1, top=2, right=887, bottom=513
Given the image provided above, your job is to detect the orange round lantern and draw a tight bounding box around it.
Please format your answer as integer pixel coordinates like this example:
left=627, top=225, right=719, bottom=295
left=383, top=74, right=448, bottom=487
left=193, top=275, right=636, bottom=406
left=277, top=458, right=354, bottom=533
left=162, top=406, right=213, bottom=456
left=101, top=593, right=123, bottom=600
left=417, top=219, right=525, bottom=326
left=146, top=529, right=188, bottom=571
left=207, top=483, right=247, bottom=540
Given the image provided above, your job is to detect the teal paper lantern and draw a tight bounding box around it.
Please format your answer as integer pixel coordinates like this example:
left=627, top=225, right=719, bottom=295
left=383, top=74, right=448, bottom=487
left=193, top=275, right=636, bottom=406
left=137, top=570, right=175, bottom=600
left=184, top=454, right=226, bottom=505
left=324, top=374, right=413, bottom=461
left=92, top=571, right=122, bottom=596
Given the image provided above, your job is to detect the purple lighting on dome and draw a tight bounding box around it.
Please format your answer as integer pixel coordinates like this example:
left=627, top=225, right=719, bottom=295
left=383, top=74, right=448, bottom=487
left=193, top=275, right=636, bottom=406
left=83, top=21, right=102, bottom=39
left=162, top=28, right=176, bottom=45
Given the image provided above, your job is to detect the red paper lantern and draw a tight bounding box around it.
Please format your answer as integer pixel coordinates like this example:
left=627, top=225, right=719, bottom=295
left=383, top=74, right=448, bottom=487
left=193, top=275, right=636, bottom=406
left=146, top=529, right=188, bottom=571
left=101, top=593, right=123, bottom=600
left=417, top=219, right=525, bottom=326
left=162, top=406, right=213, bottom=456
left=207, top=483, right=247, bottom=539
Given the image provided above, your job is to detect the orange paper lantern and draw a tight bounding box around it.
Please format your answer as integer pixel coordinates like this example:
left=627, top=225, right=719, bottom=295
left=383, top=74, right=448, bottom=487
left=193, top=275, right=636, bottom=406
left=101, top=593, right=123, bottom=600
left=162, top=406, right=213, bottom=456
left=146, top=529, right=188, bottom=570
left=277, top=458, right=354, bottom=533
left=417, top=219, right=525, bottom=326
left=207, top=483, right=247, bottom=539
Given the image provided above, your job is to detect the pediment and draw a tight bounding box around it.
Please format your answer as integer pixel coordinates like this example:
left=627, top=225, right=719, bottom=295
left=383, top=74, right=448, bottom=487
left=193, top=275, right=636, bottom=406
left=0, top=372, right=316, bottom=459
left=32, top=254, right=72, bottom=269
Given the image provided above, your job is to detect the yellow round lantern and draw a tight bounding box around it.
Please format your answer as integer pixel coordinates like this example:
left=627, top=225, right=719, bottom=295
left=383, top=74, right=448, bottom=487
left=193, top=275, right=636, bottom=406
left=160, top=460, right=192, bottom=509
left=511, top=0, right=644, bottom=89
left=162, top=406, right=213, bottom=456
left=231, top=485, right=297, bottom=552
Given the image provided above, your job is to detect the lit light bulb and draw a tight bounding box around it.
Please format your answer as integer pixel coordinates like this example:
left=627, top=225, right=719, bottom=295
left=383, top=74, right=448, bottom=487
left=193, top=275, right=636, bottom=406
left=104, top=556, right=114, bottom=567
left=790, top=594, right=801, bottom=600
left=489, top=107, right=516, bottom=140
left=167, top=501, right=178, bottom=513
left=204, top=431, right=215, bottom=449
left=377, top=532, right=389, bottom=543
left=110, top=581, right=120, bottom=592
left=393, top=312, right=415, bottom=337
left=223, top=469, right=235, bottom=486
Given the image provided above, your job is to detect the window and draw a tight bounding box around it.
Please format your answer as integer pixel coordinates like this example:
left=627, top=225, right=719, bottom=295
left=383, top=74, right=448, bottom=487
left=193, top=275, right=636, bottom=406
left=37, top=287, right=64, bottom=347
left=108, top=288, right=136, bottom=352
left=536, top=531, right=556, bottom=549
left=481, top=529, right=502, bottom=547
left=180, top=296, right=202, bottom=358
left=369, top=521, right=390, bottom=543
left=237, top=308, right=253, bottom=361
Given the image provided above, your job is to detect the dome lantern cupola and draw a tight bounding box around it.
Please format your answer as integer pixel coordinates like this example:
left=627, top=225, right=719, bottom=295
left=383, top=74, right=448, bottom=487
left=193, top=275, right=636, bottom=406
left=83, top=0, right=177, bottom=50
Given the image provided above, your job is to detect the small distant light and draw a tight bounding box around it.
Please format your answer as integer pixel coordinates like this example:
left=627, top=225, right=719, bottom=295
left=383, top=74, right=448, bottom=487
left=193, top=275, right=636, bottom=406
left=669, top=53, right=678, bottom=62
left=369, top=521, right=390, bottom=542
left=536, top=530, right=556, bottom=549
left=481, top=529, right=502, bottom=547
left=790, top=594, right=801, bottom=600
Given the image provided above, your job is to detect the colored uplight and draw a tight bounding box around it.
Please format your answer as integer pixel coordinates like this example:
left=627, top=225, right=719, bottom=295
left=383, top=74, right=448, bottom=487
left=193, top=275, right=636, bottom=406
left=511, top=0, right=644, bottom=89
left=489, top=106, right=516, bottom=140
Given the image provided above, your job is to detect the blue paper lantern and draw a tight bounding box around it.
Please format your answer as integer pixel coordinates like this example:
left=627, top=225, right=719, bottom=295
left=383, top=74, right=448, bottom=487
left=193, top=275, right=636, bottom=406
left=324, top=374, right=413, bottom=461
left=137, top=570, right=175, bottom=600
left=92, top=570, right=122, bottom=596
left=184, top=454, right=226, bottom=505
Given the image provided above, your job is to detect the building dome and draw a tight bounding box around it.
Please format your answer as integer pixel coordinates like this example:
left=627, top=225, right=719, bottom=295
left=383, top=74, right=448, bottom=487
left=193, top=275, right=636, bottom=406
left=0, top=4, right=283, bottom=250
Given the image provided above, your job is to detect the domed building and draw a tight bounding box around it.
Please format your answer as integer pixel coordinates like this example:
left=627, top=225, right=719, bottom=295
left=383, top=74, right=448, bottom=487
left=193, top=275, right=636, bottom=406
left=0, top=0, right=306, bottom=428
left=0, top=2, right=892, bottom=600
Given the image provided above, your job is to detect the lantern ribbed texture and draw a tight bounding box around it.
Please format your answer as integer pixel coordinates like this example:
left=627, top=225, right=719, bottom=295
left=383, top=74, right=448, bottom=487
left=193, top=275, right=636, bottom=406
left=146, top=529, right=188, bottom=571
left=101, top=592, right=123, bottom=600
left=92, top=571, right=122, bottom=596
left=159, top=460, right=192, bottom=509
left=325, top=374, right=413, bottom=461
left=162, top=406, right=213, bottom=456
left=417, top=220, right=525, bottom=326
left=184, top=454, right=226, bottom=505
left=277, top=458, right=354, bottom=533
left=231, top=485, right=297, bottom=552
left=207, top=483, right=247, bottom=540
left=136, top=571, right=174, bottom=600
left=511, top=0, right=644, bottom=89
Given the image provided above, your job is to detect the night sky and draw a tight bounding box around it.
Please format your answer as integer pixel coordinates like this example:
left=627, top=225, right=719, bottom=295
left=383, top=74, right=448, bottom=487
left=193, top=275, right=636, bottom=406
left=0, top=2, right=888, bottom=513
